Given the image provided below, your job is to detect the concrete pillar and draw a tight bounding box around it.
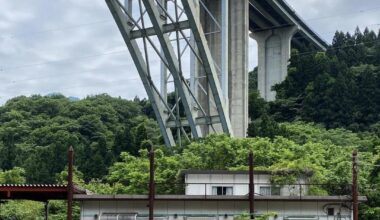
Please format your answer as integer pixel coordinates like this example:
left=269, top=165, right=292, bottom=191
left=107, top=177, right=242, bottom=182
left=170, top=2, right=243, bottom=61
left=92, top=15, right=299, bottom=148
left=228, top=0, right=249, bottom=137
left=251, top=26, right=298, bottom=101
left=195, top=0, right=249, bottom=137
left=197, top=0, right=223, bottom=136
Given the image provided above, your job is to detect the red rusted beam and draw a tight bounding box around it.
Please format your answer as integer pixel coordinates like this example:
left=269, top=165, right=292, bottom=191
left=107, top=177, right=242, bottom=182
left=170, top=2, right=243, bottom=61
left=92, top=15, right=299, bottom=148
left=149, top=146, right=155, bottom=220
left=352, top=150, right=358, bottom=220
left=249, top=151, right=255, bottom=219
left=0, top=187, right=67, bottom=193
left=67, top=146, right=74, bottom=220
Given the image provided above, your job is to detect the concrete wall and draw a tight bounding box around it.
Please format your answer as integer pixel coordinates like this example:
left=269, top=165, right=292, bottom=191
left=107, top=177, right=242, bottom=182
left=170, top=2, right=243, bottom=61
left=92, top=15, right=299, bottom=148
left=184, top=174, right=307, bottom=196
left=80, top=200, right=352, bottom=220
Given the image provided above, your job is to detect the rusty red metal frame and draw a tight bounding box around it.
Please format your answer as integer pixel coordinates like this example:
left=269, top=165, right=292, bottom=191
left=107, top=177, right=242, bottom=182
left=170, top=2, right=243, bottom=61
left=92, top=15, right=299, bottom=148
left=352, top=150, right=358, bottom=220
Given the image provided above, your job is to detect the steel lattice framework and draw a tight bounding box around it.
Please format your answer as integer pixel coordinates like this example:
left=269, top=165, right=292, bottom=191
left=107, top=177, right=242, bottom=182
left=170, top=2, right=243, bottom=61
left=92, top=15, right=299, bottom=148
left=106, top=0, right=232, bottom=147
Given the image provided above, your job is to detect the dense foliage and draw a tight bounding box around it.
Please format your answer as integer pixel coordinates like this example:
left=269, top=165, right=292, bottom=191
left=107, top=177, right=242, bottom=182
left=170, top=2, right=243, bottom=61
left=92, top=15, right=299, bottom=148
left=274, top=28, right=380, bottom=131
left=1, top=27, right=380, bottom=219
left=0, top=94, right=162, bottom=183
left=247, top=27, right=380, bottom=219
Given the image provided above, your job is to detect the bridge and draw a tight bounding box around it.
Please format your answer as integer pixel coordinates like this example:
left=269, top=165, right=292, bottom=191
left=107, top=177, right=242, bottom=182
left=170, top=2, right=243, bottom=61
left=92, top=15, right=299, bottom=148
left=105, top=0, right=327, bottom=147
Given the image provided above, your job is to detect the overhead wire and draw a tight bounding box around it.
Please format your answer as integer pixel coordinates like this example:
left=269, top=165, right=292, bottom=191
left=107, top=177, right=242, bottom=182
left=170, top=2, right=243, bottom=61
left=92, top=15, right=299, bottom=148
left=1, top=2, right=379, bottom=40
left=0, top=19, right=113, bottom=39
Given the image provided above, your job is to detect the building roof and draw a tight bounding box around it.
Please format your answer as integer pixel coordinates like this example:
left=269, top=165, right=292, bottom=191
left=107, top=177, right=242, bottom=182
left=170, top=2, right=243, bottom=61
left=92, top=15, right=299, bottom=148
left=0, top=184, right=86, bottom=201
left=180, top=169, right=314, bottom=177
left=74, top=194, right=367, bottom=202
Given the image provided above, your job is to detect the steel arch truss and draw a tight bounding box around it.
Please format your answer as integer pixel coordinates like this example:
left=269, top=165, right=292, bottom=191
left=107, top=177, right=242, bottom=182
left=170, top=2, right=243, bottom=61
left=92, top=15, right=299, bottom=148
left=106, top=0, right=232, bottom=147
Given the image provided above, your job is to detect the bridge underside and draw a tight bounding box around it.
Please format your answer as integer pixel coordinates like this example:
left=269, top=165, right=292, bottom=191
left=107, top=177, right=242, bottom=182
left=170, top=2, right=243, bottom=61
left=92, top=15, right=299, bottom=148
left=249, top=0, right=327, bottom=50
left=106, top=0, right=327, bottom=146
left=248, top=0, right=327, bottom=101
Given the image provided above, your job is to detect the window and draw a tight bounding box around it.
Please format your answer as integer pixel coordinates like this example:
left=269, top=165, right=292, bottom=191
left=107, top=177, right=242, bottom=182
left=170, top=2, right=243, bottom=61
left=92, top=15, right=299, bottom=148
left=212, top=186, right=233, bottom=195
left=327, top=208, right=334, bottom=216
left=260, top=186, right=271, bottom=196
left=259, top=186, right=281, bottom=196
left=271, top=186, right=281, bottom=195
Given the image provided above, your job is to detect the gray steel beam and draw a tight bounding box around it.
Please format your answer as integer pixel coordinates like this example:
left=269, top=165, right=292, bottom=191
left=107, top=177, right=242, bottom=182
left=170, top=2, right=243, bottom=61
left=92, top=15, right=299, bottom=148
left=181, top=0, right=233, bottom=135
left=221, top=0, right=229, bottom=108
left=249, top=11, right=272, bottom=30
left=249, top=0, right=280, bottom=27
left=166, top=116, right=221, bottom=128
left=266, top=0, right=326, bottom=50
left=130, top=20, right=190, bottom=39
left=106, top=0, right=176, bottom=146
left=142, top=0, right=202, bottom=138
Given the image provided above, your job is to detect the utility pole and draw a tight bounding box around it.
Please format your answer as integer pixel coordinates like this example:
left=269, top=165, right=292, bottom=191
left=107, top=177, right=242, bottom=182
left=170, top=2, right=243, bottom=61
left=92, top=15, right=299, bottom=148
left=67, top=146, right=74, bottom=220
left=249, top=151, right=255, bottom=219
left=352, top=150, right=358, bottom=220
left=149, top=146, right=155, bottom=220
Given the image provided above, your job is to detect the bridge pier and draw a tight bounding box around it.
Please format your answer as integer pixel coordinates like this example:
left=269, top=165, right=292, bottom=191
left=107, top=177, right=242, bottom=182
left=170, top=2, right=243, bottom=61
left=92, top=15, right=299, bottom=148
left=251, top=26, right=298, bottom=101
left=228, top=0, right=249, bottom=137
left=196, top=0, right=249, bottom=137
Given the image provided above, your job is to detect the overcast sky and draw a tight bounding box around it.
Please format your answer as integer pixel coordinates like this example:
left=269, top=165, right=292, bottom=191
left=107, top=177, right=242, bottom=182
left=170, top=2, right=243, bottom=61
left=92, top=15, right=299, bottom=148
left=0, top=0, right=379, bottom=105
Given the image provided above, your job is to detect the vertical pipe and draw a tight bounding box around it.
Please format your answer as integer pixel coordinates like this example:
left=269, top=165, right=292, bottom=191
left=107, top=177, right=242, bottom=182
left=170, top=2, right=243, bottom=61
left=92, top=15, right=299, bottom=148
left=149, top=146, right=155, bottom=220
left=221, top=0, right=229, bottom=108
left=67, top=146, right=74, bottom=220
left=125, top=0, right=133, bottom=24
left=249, top=151, right=254, bottom=219
left=160, top=0, right=168, bottom=99
left=190, top=1, right=200, bottom=119
left=352, top=150, right=358, bottom=220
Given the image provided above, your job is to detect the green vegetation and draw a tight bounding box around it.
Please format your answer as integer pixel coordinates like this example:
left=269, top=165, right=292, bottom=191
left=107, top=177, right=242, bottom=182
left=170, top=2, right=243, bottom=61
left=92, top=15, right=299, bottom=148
left=0, top=27, right=380, bottom=219
left=0, top=94, right=162, bottom=183
left=247, top=27, right=380, bottom=219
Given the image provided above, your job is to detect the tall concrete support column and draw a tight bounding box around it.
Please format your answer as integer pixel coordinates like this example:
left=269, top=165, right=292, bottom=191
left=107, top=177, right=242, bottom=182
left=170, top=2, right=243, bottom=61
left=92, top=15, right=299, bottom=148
left=251, top=26, right=298, bottom=101
left=228, top=0, right=249, bottom=137
left=196, top=0, right=249, bottom=137
left=197, top=0, right=223, bottom=136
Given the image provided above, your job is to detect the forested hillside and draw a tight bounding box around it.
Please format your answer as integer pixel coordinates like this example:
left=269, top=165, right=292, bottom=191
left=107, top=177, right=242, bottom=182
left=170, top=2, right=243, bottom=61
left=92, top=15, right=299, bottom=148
left=0, top=28, right=380, bottom=219
left=0, top=94, right=162, bottom=183
left=249, top=27, right=380, bottom=137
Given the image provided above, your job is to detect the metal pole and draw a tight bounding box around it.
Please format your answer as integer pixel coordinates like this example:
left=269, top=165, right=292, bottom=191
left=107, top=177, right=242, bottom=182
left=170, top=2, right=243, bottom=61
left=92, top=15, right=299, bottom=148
left=124, top=0, right=133, bottom=25
left=249, top=151, right=255, bottom=219
left=160, top=0, right=168, bottom=100
left=67, top=146, right=74, bottom=220
left=44, top=201, right=49, bottom=220
left=221, top=0, right=229, bottom=107
left=149, top=146, right=155, bottom=220
left=352, top=150, right=358, bottom=220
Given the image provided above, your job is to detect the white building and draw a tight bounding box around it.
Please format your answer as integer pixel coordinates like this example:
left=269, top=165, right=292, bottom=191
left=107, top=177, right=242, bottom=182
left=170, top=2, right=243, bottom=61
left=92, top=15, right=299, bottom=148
left=76, top=170, right=366, bottom=220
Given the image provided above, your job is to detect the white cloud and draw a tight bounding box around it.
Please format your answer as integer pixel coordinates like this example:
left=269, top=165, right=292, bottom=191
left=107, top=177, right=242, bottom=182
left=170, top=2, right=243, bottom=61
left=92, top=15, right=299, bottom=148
left=0, top=0, right=379, bottom=105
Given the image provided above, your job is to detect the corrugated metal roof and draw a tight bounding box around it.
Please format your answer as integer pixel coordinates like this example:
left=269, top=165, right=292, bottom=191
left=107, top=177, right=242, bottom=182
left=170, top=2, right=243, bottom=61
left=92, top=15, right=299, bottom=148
left=0, top=184, right=66, bottom=188
left=74, top=194, right=367, bottom=202
left=180, top=169, right=314, bottom=177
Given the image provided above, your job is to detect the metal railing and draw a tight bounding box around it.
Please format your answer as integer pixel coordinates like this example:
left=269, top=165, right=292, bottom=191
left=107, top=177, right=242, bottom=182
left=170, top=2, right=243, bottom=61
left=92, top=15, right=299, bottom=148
left=95, top=213, right=352, bottom=220
left=150, top=182, right=352, bottom=198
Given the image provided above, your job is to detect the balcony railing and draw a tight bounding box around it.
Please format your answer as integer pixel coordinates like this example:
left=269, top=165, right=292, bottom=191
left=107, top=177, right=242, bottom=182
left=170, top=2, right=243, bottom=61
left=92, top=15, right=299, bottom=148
left=150, top=182, right=353, bottom=198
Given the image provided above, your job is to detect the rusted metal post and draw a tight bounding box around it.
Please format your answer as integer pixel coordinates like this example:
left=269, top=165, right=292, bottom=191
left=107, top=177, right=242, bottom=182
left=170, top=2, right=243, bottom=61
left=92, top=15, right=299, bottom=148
left=249, top=151, right=255, bottom=219
left=67, top=146, right=74, bottom=220
left=149, top=146, right=155, bottom=220
left=44, top=201, right=49, bottom=220
left=352, top=150, right=358, bottom=220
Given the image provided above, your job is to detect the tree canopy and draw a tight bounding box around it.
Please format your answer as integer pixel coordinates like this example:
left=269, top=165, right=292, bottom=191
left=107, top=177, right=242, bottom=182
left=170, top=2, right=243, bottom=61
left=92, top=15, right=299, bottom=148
left=1, top=27, right=380, bottom=219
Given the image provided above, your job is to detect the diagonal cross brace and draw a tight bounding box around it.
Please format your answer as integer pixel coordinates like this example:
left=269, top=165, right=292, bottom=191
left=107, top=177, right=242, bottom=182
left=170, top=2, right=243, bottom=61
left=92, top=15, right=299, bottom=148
left=181, top=0, right=233, bottom=135
left=142, top=0, right=202, bottom=138
left=106, top=0, right=176, bottom=146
